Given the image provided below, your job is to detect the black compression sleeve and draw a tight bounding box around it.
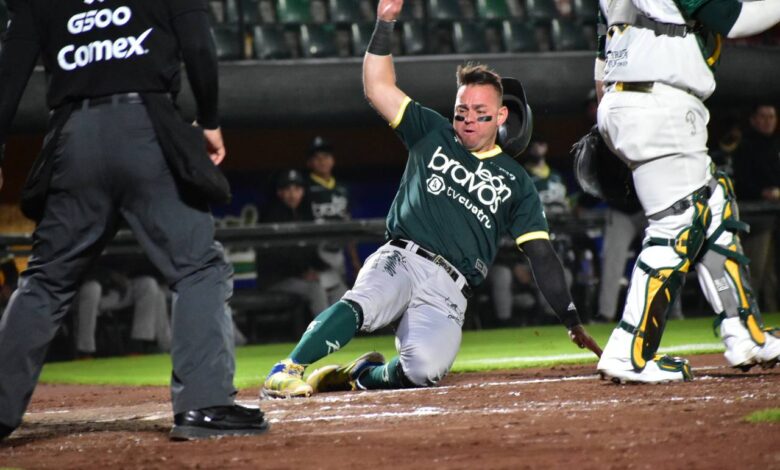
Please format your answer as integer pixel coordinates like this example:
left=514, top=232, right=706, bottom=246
left=520, top=238, right=582, bottom=329
left=0, top=2, right=40, bottom=159
left=171, top=10, right=220, bottom=129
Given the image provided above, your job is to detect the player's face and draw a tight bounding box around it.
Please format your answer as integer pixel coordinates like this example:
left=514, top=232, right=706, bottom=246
left=308, top=151, right=335, bottom=178
left=750, top=106, right=777, bottom=136
left=453, top=84, right=508, bottom=153
left=278, top=184, right=305, bottom=209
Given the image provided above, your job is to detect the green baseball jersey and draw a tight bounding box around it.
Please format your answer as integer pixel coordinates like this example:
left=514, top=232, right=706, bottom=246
left=307, top=174, right=350, bottom=221
left=386, top=97, right=549, bottom=287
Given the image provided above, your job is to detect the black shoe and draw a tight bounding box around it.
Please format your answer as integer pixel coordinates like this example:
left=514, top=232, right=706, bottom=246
left=169, top=404, right=270, bottom=441
left=0, top=423, right=13, bottom=440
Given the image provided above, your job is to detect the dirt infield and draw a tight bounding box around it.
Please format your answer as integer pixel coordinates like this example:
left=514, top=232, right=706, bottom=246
left=1, top=353, right=779, bottom=469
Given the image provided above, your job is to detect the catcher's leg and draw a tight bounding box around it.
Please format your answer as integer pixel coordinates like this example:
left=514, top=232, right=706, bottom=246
left=598, top=187, right=711, bottom=383
left=695, top=173, right=780, bottom=370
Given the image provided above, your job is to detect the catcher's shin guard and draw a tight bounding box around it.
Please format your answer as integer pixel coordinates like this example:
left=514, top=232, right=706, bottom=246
left=621, top=256, right=688, bottom=371
left=697, top=171, right=766, bottom=346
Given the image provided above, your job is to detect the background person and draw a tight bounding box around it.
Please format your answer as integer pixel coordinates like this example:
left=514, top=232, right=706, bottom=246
left=0, top=0, right=268, bottom=440
left=733, top=103, right=780, bottom=312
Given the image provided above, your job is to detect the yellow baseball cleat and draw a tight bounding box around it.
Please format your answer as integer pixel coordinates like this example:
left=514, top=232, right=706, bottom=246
left=261, top=359, right=313, bottom=399
left=306, top=351, right=386, bottom=393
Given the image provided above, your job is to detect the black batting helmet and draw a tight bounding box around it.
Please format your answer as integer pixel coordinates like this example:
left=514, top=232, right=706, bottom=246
left=497, top=77, right=533, bottom=159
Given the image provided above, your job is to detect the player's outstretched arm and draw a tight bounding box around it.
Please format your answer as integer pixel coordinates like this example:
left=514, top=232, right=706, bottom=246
left=362, top=0, right=408, bottom=123
left=520, top=238, right=602, bottom=358
left=691, top=0, right=780, bottom=38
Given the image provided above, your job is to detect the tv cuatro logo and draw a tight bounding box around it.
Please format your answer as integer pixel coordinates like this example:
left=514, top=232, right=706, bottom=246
left=426, top=174, right=446, bottom=195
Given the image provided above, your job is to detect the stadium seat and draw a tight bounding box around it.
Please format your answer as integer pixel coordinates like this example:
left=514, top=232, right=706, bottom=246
left=398, top=0, right=424, bottom=21
left=277, top=0, right=312, bottom=24
left=211, top=25, right=244, bottom=60
left=551, top=18, right=589, bottom=50
left=453, top=21, right=488, bottom=54
left=524, top=0, right=557, bottom=24
left=351, top=22, right=373, bottom=56
left=254, top=24, right=294, bottom=59
left=501, top=20, right=539, bottom=52
left=329, top=0, right=363, bottom=24
left=426, top=0, right=462, bottom=21
left=572, top=0, right=599, bottom=24
left=402, top=21, right=429, bottom=55
left=241, top=0, right=262, bottom=24
left=300, top=24, right=339, bottom=57
left=476, top=0, right=510, bottom=20
left=224, top=0, right=240, bottom=23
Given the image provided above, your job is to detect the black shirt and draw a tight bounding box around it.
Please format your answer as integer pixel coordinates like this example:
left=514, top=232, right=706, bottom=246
left=0, top=0, right=219, bottom=157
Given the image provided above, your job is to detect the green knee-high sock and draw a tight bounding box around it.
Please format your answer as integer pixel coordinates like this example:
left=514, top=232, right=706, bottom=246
left=289, top=300, right=361, bottom=365
left=357, top=356, right=406, bottom=389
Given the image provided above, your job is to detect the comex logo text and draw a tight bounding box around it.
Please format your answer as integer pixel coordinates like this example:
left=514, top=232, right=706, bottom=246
left=58, top=5, right=153, bottom=72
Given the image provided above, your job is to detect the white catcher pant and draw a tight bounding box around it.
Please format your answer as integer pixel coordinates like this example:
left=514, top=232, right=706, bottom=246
left=342, top=241, right=467, bottom=386
left=598, top=82, right=712, bottom=216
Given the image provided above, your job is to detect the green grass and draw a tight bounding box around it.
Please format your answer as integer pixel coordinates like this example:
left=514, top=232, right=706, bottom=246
left=745, top=408, right=780, bottom=423
left=39, top=313, right=779, bottom=388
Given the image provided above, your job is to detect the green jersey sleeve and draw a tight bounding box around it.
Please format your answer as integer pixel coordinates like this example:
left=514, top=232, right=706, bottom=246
left=685, top=0, right=741, bottom=34
left=391, top=96, right=452, bottom=149
left=507, top=171, right=550, bottom=246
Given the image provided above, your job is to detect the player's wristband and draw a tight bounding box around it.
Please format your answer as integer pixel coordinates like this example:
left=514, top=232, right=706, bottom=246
left=367, top=20, right=395, bottom=56
left=561, top=303, right=582, bottom=330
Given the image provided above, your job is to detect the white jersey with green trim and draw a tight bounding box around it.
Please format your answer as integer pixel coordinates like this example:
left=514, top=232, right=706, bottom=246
left=600, top=0, right=716, bottom=99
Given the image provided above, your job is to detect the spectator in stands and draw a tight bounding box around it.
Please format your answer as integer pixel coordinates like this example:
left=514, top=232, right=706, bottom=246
left=306, top=136, right=362, bottom=301
left=256, top=169, right=329, bottom=318
left=75, top=255, right=171, bottom=358
left=733, top=103, right=780, bottom=312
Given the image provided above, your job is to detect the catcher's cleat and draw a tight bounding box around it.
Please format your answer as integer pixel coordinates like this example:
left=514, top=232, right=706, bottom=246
left=306, top=351, right=386, bottom=393
left=261, top=359, right=313, bottom=399
left=721, top=318, right=780, bottom=371
left=598, top=355, right=693, bottom=384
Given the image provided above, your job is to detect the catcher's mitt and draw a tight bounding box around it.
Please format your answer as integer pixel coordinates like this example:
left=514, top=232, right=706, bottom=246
left=571, top=126, right=640, bottom=212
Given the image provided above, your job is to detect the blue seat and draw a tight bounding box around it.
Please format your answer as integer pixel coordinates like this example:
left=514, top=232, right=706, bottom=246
left=300, top=24, right=339, bottom=57
left=551, top=18, right=589, bottom=51
left=254, top=24, right=293, bottom=59
left=501, top=20, right=539, bottom=52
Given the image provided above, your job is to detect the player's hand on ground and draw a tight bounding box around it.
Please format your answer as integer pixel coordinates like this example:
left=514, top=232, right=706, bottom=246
left=377, top=0, right=403, bottom=21
left=203, top=127, right=226, bottom=165
left=568, top=324, right=602, bottom=358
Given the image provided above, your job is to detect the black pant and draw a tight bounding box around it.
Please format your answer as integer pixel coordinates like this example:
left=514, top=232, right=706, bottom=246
left=0, top=100, right=236, bottom=429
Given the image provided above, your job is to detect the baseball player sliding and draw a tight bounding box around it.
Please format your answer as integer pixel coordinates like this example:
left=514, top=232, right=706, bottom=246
left=261, top=0, right=602, bottom=398
left=594, top=0, right=780, bottom=383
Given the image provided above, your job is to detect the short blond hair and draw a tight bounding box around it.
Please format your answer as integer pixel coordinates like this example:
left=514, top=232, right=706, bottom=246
left=456, top=63, right=503, bottom=97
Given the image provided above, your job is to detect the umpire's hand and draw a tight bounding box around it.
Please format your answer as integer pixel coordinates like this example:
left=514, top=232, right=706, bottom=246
left=377, top=0, right=403, bottom=21
left=568, top=324, right=603, bottom=358
left=203, top=128, right=226, bottom=165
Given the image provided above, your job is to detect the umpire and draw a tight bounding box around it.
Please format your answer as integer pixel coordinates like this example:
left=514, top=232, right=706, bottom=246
left=0, top=0, right=268, bottom=440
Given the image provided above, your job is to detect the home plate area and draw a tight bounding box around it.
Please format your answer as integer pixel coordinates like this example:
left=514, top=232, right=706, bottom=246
left=2, top=354, right=778, bottom=469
